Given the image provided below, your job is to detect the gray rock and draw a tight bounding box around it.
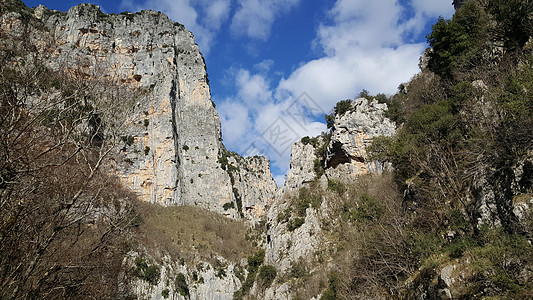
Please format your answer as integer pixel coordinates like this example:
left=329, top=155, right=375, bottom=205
left=29, top=4, right=276, bottom=218
left=325, top=98, right=396, bottom=180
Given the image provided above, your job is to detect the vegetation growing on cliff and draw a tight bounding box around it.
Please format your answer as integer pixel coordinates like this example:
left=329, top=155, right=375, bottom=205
left=361, top=0, right=533, bottom=298
left=0, top=15, right=142, bottom=299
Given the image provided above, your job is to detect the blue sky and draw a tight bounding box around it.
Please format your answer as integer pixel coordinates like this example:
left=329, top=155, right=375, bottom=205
left=22, top=0, right=454, bottom=185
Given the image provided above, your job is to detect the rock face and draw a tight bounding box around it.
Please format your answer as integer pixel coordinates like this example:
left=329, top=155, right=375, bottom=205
left=130, top=253, right=243, bottom=300
left=325, top=98, right=396, bottom=180
left=285, top=141, right=319, bottom=190
left=30, top=4, right=276, bottom=217
left=285, top=97, right=395, bottom=189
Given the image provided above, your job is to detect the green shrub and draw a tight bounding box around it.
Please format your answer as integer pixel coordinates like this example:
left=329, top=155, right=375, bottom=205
left=297, top=188, right=322, bottom=214
left=334, top=99, right=353, bottom=116
left=144, top=146, right=150, bottom=155
left=143, top=265, right=160, bottom=285
left=222, top=202, right=235, bottom=210
left=161, top=288, right=169, bottom=298
left=175, top=273, right=189, bottom=297
left=327, top=179, right=346, bottom=195
left=257, top=265, right=277, bottom=287
left=121, top=135, right=134, bottom=146
left=216, top=267, right=227, bottom=278
left=446, top=236, right=478, bottom=258
left=322, top=272, right=341, bottom=300
left=351, top=193, right=384, bottom=222
left=182, top=145, right=189, bottom=151
left=287, top=217, right=305, bottom=231
left=276, top=208, right=291, bottom=224
left=134, top=257, right=160, bottom=285
left=247, top=249, right=265, bottom=273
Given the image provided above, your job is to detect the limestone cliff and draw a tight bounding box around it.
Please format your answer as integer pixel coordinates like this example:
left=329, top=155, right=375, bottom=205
left=285, top=97, right=396, bottom=190
left=27, top=3, right=276, bottom=217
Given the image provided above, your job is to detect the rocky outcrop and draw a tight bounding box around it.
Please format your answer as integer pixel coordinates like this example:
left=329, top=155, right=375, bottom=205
left=129, top=253, right=244, bottom=300
left=285, top=141, right=319, bottom=190
left=27, top=3, right=276, bottom=217
left=324, top=98, right=395, bottom=180
left=285, top=98, right=395, bottom=189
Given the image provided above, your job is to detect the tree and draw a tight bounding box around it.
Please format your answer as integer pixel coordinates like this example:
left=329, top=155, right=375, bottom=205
left=0, top=12, right=142, bottom=299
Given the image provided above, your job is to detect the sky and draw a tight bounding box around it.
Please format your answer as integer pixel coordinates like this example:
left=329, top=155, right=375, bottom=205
left=22, top=0, right=455, bottom=185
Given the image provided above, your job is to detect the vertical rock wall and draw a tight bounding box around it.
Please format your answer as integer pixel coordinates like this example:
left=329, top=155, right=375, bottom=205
left=33, top=4, right=276, bottom=217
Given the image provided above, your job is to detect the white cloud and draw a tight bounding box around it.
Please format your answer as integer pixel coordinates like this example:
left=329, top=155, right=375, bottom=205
left=236, top=69, right=272, bottom=104
left=277, top=0, right=455, bottom=113
left=218, top=68, right=326, bottom=183
left=218, top=101, right=252, bottom=146
left=220, top=0, right=453, bottom=184
left=230, top=0, right=301, bottom=40
left=199, top=0, right=231, bottom=29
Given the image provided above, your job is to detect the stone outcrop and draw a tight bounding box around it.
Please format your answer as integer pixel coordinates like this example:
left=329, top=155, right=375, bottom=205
left=285, top=97, right=395, bottom=189
left=285, top=141, right=319, bottom=190
left=129, top=253, right=243, bottom=300
left=28, top=3, right=276, bottom=217
left=324, top=98, right=395, bottom=180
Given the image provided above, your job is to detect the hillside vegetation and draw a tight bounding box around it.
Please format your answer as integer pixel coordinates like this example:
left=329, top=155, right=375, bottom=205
left=355, top=0, right=533, bottom=298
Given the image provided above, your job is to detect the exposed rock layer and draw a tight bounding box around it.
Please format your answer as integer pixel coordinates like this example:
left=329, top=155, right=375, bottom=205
left=29, top=4, right=276, bottom=217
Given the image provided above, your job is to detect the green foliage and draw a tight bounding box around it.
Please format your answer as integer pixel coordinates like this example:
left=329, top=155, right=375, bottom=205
left=222, top=202, right=235, bottom=210
left=321, top=273, right=341, bottom=300
left=234, top=249, right=266, bottom=299
left=468, top=228, right=533, bottom=297
left=182, top=145, right=189, bottom=151
left=427, top=2, right=490, bottom=79
left=313, top=159, right=325, bottom=178
left=121, top=135, right=134, bottom=146
left=276, top=208, right=291, bottom=224
left=327, top=179, right=346, bottom=195
left=247, top=250, right=265, bottom=273
left=351, top=193, right=384, bottom=222
left=488, top=0, right=533, bottom=50
left=325, top=99, right=353, bottom=128
left=287, top=217, right=305, bottom=231
left=134, top=257, right=161, bottom=285
left=216, top=267, right=227, bottom=278
left=143, top=119, right=149, bottom=127
left=325, top=113, right=335, bottom=129
left=257, top=265, right=277, bottom=287
left=161, top=288, right=169, bottom=298
left=296, top=188, right=322, bottom=215
left=300, top=136, right=320, bottom=147
left=175, top=273, right=189, bottom=297
left=333, top=99, right=353, bottom=116
left=144, top=146, right=150, bottom=155
left=446, top=236, right=479, bottom=258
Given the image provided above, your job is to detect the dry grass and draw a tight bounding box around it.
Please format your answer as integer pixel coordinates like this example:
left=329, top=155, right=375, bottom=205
left=134, top=202, right=256, bottom=265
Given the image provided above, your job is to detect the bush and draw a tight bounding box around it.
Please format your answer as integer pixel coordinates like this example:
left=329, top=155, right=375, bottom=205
left=327, top=179, right=346, bottom=195
left=222, top=202, right=235, bottom=210
left=247, top=250, right=265, bottom=273
left=333, top=99, right=353, bottom=116
left=287, top=217, right=305, bottom=231
left=161, top=288, right=169, bottom=298
left=121, top=135, right=134, bottom=146
left=175, top=273, right=189, bottom=297
left=143, top=265, right=161, bottom=285
left=258, top=265, right=277, bottom=287
left=134, top=258, right=160, bottom=285
left=351, top=193, right=384, bottom=222
left=144, top=146, right=150, bottom=155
